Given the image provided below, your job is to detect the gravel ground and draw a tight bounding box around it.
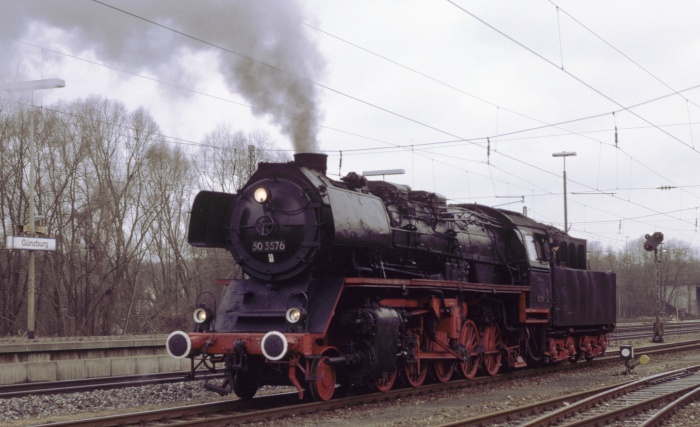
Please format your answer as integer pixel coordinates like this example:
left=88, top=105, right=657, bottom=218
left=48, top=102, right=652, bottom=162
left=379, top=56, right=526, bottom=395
left=239, top=335, right=700, bottom=427
left=0, top=381, right=229, bottom=426
left=2, top=334, right=700, bottom=427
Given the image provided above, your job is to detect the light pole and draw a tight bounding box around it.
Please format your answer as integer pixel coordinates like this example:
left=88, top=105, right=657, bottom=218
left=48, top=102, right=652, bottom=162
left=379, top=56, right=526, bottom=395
left=1, top=78, right=65, bottom=339
left=552, top=151, right=577, bottom=234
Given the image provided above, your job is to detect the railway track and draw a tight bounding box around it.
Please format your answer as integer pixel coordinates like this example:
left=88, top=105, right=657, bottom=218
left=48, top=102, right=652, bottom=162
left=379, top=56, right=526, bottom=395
left=1, top=321, right=694, bottom=400
left=541, top=368, right=700, bottom=426
left=28, top=339, right=700, bottom=427
left=0, top=371, right=223, bottom=399
left=611, top=320, right=700, bottom=341
left=438, top=365, right=700, bottom=426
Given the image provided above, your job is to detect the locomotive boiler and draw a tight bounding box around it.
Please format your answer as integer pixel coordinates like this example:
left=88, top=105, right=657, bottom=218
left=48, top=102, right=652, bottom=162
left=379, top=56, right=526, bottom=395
left=166, top=152, right=616, bottom=401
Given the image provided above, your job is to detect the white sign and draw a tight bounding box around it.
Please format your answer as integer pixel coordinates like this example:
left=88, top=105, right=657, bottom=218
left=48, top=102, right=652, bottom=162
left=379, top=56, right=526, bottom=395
left=6, top=236, right=56, bottom=251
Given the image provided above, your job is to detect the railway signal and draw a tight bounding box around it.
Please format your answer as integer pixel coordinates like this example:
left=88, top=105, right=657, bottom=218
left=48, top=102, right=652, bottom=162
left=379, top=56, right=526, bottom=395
left=620, top=345, right=634, bottom=374
left=643, top=232, right=664, bottom=251
left=619, top=345, right=650, bottom=375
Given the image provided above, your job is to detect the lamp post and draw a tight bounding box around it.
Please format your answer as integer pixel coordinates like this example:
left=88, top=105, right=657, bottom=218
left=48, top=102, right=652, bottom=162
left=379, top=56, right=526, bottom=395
left=1, top=78, right=65, bottom=339
left=552, top=151, right=577, bottom=234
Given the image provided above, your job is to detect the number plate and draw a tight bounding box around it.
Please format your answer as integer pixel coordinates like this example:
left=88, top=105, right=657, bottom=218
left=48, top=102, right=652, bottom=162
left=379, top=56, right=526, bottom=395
left=252, top=240, right=286, bottom=252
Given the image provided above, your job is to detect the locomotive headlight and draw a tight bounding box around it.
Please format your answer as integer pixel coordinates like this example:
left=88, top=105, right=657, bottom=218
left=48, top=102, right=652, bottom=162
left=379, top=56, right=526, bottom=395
left=285, top=307, right=306, bottom=324
left=253, top=187, right=270, bottom=204
left=193, top=307, right=213, bottom=324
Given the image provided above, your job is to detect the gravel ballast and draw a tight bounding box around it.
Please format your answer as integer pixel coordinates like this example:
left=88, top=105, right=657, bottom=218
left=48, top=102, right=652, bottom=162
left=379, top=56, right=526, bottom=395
left=2, top=334, right=700, bottom=426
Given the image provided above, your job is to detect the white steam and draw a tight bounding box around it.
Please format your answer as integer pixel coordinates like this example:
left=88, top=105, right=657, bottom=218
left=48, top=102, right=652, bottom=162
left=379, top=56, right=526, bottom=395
left=0, top=0, right=325, bottom=152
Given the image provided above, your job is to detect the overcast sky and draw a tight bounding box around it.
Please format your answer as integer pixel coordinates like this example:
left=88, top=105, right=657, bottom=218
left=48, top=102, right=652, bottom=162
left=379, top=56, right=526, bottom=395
left=3, top=0, right=700, bottom=252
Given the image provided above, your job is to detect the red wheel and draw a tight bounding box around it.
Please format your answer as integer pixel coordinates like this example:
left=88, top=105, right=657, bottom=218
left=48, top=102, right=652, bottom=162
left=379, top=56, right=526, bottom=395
left=482, top=324, right=503, bottom=376
left=566, top=337, right=579, bottom=363
left=402, top=330, right=427, bottom=387
left=581, top=336, right=595, bottom=361
left=308, top=356, right=336, bottom=401
left=403, top=360, right=428, bottom=387
left=598, top=334, right=607, bottom=354
left=375, top=368, right=398, bottom=392
left=458, top=320, right=479, bottom=379
left=433, top=360, right=454, bottom=383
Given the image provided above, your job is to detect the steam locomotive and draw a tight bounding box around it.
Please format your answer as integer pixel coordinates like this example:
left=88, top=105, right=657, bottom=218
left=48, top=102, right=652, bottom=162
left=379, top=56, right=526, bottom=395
left=166, top=152, right=616, bottom=401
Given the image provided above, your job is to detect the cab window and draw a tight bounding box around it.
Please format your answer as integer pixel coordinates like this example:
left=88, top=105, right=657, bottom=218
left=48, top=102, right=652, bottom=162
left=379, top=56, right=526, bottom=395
left=523, top=231, right=549, bottom=265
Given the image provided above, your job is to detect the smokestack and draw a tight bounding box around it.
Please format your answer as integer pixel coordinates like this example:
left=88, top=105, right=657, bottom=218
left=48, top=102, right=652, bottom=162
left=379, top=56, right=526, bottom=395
left=294, top=152, right=327, bottom=174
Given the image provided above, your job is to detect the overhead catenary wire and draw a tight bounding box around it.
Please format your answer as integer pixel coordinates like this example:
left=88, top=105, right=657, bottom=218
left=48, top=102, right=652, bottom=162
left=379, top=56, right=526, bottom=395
left=9, top=1, right=700, bottom=248
left=446, top=0, right=700, bottom=156
left=13, top=51, right=692, bottom=232
left=549, top=0, right=700, bottom=111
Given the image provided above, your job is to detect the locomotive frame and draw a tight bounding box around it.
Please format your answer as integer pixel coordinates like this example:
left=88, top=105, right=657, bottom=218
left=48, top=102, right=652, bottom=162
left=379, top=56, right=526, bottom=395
left=166, top=153, right=616, bottom=401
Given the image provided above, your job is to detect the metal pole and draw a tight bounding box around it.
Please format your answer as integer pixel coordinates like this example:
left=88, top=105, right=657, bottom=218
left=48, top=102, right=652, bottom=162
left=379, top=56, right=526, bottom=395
left=248, top=144, right=255, bottom=176
left=562, top=167, right=568, bottom=234
left=552, top=151, right=576, bottom=234
left=660, top=249, right=665, bottom=317
left=652, top=248, right=664, bottom=342
left=27, top=108, right=36, bottom=340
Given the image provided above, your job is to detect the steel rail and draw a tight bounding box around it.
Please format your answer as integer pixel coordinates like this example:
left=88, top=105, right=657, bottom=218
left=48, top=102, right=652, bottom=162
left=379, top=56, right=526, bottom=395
left=522, top=366, right=700, bottom=426
left=639, top=385, right=700, bottom=427
left=28, top=340, right=700, bottom=427
left=434, top=342, right=700, bottom=426
left=0, top=371, right=223, bottom=399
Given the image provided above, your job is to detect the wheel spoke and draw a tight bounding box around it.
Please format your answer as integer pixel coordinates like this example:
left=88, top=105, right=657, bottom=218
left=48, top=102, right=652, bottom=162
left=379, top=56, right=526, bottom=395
left=433, top=360, right=454, bottom=383
left=308, top=356, right=336, bottom=401
left=482, top=324, right=502, bottom=376
left=403, top=360, right=428, bottom=387
left=459, top=320, right=479, bottom=379
left=375, top=367, right=398, bottom=392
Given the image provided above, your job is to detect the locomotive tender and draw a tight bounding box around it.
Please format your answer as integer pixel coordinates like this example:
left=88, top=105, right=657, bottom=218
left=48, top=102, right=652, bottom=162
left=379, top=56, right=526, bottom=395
left=166, top=152, right=616, bottom=401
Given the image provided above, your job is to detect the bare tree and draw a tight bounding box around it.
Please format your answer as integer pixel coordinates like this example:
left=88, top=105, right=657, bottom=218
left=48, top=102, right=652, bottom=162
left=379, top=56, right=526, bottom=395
left=195, top=124, right=288, bottom=192
left=36, top=97, right=161, bottom=336
left=138, top=141, right=197, bottom=332
left=0, top=103, right=29, bottom=335
left=0, top=96, right=292, bottom=337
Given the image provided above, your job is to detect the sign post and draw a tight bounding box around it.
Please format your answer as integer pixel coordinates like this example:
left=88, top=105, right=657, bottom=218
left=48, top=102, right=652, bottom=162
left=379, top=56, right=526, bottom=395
left=5, top=235, right=57, bottom=340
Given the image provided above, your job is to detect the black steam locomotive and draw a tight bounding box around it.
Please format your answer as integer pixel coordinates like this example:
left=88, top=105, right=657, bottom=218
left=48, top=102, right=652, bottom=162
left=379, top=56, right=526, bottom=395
left=166, top=153, right=615, bottom=401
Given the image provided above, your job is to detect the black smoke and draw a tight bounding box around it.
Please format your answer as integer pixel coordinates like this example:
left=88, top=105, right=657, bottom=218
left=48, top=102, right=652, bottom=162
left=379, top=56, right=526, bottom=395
left=0, top=0, right=325, bottom=152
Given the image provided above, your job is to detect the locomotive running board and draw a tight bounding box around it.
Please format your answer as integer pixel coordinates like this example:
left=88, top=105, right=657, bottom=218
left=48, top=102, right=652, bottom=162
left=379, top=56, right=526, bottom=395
left=345, top=277, right=549, bottom=327
left=343, top=277, right=529, bottom=294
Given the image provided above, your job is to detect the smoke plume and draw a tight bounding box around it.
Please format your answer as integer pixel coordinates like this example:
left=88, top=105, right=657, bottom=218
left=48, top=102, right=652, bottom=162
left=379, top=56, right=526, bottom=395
left=0, top=0, right=325, bottom=152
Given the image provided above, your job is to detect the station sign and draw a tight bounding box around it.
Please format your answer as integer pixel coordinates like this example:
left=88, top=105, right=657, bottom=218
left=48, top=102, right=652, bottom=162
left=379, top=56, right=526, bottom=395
left=5, top=236, right=56, bottom=251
